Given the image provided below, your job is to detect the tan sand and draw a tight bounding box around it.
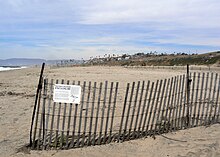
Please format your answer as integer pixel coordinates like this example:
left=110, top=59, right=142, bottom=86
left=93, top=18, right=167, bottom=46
left=0, top=66, right=220, bottom=157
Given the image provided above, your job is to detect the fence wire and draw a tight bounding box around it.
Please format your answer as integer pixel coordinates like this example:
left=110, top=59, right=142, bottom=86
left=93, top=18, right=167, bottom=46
left=30, top=72, right=220, bottom=150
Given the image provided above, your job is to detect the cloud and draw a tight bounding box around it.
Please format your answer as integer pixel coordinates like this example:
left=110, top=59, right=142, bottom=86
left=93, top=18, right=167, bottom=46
left=1, top=0, right=219, bottom=27
left=0, top=0, right=219, bottom=59
left=78, top=0, right=220, bottom=27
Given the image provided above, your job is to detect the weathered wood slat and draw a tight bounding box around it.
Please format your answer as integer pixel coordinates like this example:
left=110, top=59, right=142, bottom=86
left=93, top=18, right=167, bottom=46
left=174, top=76, right=181, bottom=131
left=128, top=81, right=140, bottom=139
left=150, top=80, right=162, bottom=135
left=69, top=81, right=80, bottom=148
left=32, top=78, right=44, bottom=149
left=196, top=73, right=205, bottom=126
left=204, top=73, right=213, bottom=125
left=92, top=82, right=103, bottom=145
left=123, top=82, right=135, bottom=141
left=48, top=79, right=58, bottom=147
left=98, top=81, right=108, bottom=145
left=54, top=79, right=64, bottom=148
left=118, top=83, right=130, bottom=142
left=65, top=99, right=72, bottom=147
left=103, top=82, right=113, bottom=143
left=209, top=73, right=217, bottom=124
left=159, top=78, right=170, bottom=133
left=163, top=77, right=173, bottom=132
left=43, top=79, right=53, bottom=149
left=76, top=81, right=86, bottom=147
left=44, top=79, right=53, bottom=149
left=213, top=74, right=219, bottom=122
left=142, top=82, right=154, bottom=134
left=87, top=82, right=97, bottom=146
left=69, top=104, right=78, bottom=148
left=215, top=77, right=220, bottom=122
left=108, top=82, right=119, bottom=143
left=186, top=69, right=191, bottom=128
left=60, top=80, right=69, bottom=148
left=65, top=80, right=76, bottom=148
left=181, top=75, right=187, bottom=129
left=189, top=73, right=196, bottom=128
left=168, top=77, right=176, bottom=131
left=82, top=81, right=91, bottom=147
left=144, top=81, right=156, bottom=133
left=40, top=79, right=48, bottom=150
left=137, top=81, right=150, bottom=137
left=177, top=76, right=183, bottom=130
left=146, top=80, right=159, bottom=133
left=133, top=81, right=145, bottom=138
left=187, top=71, right=193, bottom=127
left=171, top=76, right=178, bottom=130
left=200, top=73, right=209, bottom=126
left=192, top=73, right=199, bottom=127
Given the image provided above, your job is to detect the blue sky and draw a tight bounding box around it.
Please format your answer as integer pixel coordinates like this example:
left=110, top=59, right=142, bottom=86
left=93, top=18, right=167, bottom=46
left=0, top=0, right=220, bottom=60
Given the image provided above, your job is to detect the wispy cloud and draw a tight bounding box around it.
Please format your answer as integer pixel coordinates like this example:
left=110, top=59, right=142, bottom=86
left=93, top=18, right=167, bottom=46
left=78, top=0, right=220, bottom=27
left=0, top=0, right=219, bottom=59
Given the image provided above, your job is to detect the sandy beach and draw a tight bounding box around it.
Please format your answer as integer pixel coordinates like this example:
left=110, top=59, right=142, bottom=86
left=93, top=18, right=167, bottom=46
left=0, top=66, right=220, bottom=157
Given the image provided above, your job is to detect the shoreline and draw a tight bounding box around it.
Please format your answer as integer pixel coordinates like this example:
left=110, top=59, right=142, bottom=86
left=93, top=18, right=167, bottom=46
left=1, top=66, right=21, bottom=68
left=0, top=66, right=27, bottom=72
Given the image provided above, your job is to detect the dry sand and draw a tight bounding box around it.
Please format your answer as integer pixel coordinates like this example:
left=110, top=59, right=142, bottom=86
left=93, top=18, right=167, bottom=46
left=0, top=66, right=220, bottom=157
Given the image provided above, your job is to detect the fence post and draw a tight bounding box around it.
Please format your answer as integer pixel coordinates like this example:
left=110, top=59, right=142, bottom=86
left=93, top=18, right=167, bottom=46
left=186, top=64, right=191, bottom=127
left=42, top=79, right=49, bottom=150
left=30, top=62, right=45, bottom=147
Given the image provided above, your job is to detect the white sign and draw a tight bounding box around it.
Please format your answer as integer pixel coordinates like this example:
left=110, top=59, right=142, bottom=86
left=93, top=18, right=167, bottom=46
left=53, top=84, right=81, bottom=104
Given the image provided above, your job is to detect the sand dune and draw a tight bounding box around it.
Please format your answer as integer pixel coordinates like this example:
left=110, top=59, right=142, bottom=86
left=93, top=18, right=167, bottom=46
left=0, top=66, right=219, bottom=157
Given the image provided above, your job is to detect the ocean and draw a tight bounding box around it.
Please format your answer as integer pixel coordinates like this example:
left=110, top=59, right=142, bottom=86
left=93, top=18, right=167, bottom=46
left=0, top=66, right=26, bottom=71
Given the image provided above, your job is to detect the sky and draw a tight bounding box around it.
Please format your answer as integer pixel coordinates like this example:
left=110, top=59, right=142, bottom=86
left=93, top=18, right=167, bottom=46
left=0, top=0, right=220, bottom=60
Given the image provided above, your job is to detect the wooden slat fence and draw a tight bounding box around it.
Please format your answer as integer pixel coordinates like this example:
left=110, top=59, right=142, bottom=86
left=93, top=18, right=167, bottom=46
left=30, top=72, right=220, bottom=150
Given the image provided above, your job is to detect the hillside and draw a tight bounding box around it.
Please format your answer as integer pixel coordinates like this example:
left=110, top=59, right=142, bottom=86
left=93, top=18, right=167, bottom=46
left=86, top=51, right=220, bottom=66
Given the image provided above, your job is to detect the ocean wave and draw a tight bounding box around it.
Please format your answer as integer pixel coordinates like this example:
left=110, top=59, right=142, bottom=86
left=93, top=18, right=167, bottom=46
left=0, top=66, right=27, bottom=71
